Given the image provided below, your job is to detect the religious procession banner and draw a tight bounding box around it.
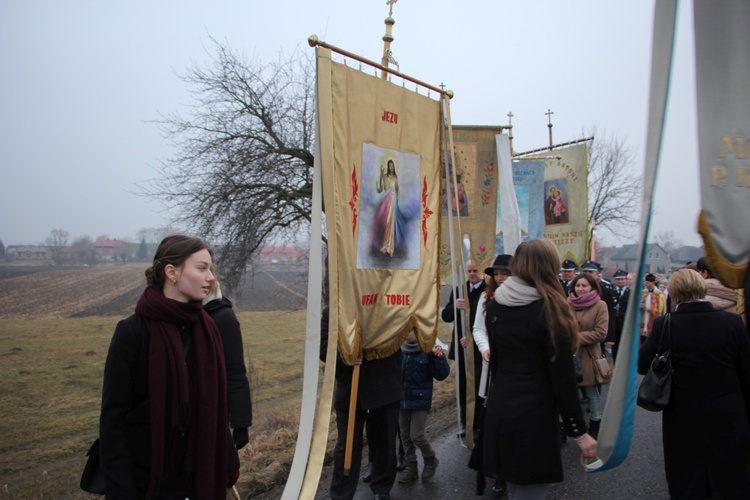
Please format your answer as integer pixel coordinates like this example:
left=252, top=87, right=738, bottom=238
left=316, top=47, right=442, bottom=364
left=439, top=126, right=503, bottom=283
left=542, top=144, right=589, bottom=265
left=694, top=0, right=750, bottom=290
left=495, top=157, right=546, bottom=254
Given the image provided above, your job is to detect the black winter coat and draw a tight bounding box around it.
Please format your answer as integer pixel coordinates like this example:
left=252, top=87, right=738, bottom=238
left=99, top=314, right=240, bottom=499
left=482, top=299, right=586, bottom=485
left=400, top=344, right=450, bottom=411
left=442, top=280, right=486, bottom=362
left=320, top=306, right=404, bottom=412
left=638, top=302, right=750, bottom=499
left=204, top=297, right=253, bottom=430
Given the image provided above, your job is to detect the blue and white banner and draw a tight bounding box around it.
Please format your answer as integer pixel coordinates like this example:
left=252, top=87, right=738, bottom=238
left=590, top=0, right=678, bottom=472
left=495, top=158, right=545, bottom=254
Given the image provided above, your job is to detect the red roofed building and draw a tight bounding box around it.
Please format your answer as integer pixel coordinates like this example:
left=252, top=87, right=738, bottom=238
left=257, top=246, right=307, bottom=269
left=93, top=238, right=130, bottom=262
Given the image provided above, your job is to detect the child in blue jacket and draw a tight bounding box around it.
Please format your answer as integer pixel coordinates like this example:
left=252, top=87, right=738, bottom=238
left=398, top=330, right=451, bottom=484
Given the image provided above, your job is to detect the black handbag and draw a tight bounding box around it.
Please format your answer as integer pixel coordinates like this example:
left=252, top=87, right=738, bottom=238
left=80, top=438, right=106, bottom=494
left=637, top=313, right=673, bottom=411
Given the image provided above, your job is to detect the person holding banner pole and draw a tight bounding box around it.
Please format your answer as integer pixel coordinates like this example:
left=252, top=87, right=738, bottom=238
left=321, top=307, right=403, bottom=500
left=441, top=261, right=486, bottom=437
left=481, top=239, right=596, bottom=499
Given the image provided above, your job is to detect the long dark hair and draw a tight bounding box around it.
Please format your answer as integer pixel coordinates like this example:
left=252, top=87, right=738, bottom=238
left=510, top=239, right=579, bottom=354
left=145, top=234, right=213, bottom=288
left=386, top=159, right=397, bottom=176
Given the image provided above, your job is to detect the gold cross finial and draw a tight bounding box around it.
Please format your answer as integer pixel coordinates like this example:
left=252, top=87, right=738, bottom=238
left=507, top=111, right=514, bottom=126
left=387, top=0, right=398, bottom=16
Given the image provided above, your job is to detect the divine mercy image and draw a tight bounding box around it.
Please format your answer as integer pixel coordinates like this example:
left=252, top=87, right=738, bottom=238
left=357, top=143, right=421, bottom=270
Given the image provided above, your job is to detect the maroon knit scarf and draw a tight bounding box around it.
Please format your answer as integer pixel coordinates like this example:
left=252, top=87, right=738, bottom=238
left=135, top=286, right=228, bottom=499
left=567, top=289, right=601, bottom=311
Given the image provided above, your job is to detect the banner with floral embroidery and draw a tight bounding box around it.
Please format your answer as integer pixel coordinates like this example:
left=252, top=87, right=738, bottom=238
left=439, top=126, right=503, bottom=283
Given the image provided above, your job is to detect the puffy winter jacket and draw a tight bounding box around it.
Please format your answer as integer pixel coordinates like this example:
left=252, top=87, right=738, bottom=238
left=400, top=342, right=450, bottom=410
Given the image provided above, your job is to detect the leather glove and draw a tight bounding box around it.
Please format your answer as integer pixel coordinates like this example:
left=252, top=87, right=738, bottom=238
left=227, top=469, right=240, bottom=488
left=233, top=427, right=249, bottom=450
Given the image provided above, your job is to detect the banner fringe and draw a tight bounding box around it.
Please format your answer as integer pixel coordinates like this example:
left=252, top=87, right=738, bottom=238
left=698, top=211, right=748, bottom=289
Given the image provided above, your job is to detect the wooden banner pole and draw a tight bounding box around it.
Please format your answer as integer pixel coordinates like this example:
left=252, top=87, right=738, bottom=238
left=343, top=364, right=361, bottom=475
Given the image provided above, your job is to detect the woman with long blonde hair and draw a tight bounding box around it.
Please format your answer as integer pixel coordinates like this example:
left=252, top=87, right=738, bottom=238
left=481, top=239, right=596, bottom=499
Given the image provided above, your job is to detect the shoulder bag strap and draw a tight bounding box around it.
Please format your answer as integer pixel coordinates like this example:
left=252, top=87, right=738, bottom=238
left=658, top=312, right=671, bottom=354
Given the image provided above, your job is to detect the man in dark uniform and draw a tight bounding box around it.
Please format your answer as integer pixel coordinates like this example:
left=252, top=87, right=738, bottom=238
left=321, top=307, right=403, bottom=500
left=609, top=269, right=630, bottom=361
left=560, top=258, right=578, bottom=296
left=441, top=261, right=486, bottom=436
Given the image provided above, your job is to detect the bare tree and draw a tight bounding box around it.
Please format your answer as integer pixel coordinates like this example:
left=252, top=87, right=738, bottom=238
left=145, top=38, right=316, bottom=291
left=653, top=230, right=683, bottom=254
left=71, top=235, right=96, bottom=265
left=46, top=228, right=69, bottom=265
left=586, top=128, right=642, bottom=250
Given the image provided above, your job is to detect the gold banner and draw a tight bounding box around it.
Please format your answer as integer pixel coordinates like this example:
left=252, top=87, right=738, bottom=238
left=542, top=144, right=589, bottom=264
left=439, top=126, right=503, bottom=282
left=317, top=51, right=442, bottom=364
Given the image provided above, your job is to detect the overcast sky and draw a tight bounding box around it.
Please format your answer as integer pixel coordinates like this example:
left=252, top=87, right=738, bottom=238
left=0, top=0, right=701, bottom=248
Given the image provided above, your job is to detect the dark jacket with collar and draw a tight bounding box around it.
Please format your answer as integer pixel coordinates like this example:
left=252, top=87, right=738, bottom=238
left=400, top=343, right=450, bottom=411
left=441, top=280, right=487, bottom=361
left=638, top=302, right=750, bottom=499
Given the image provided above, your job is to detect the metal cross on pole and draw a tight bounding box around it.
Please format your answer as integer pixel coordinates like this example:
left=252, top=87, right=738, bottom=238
left=380, top=0, right=399, bottom=79
left=507, top=111, right=514, bottom=154
left=545, top=108, right=554, bottom=149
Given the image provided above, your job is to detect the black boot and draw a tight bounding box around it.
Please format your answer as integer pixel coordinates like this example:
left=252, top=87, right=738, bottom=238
left=492, top=476, right=507, bottom=498
left=588, top=419, right=601, bottom=440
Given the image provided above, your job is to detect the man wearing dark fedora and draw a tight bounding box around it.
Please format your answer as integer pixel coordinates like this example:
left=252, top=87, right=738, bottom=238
left=441, top=261, right=486, bottom=437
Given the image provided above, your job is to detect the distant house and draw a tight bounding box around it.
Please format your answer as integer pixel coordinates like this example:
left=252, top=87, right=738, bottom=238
left=93, top=239, right=130, bottom=262
left=610, top=243, right=671, bottom=274
left=669, top=245, right=703, bottom=271
left=257, top=246, right=308, bottom=269
left=5, top=245, right=52, bottom=261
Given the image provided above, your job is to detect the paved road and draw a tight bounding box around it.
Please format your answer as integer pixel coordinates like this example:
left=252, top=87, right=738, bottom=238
left=314, top=380, right=670, bottom=499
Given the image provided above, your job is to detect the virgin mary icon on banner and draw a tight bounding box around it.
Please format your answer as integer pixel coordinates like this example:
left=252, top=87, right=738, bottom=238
left=357, top=143, right=421, bottom=270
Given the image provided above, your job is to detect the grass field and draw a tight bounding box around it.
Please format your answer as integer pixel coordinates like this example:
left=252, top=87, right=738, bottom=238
left=0, top=310, right=456, bottom=499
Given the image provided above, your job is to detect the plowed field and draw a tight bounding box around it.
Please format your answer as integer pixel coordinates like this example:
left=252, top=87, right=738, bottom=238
left=0, top=264, right=145, bottom=320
